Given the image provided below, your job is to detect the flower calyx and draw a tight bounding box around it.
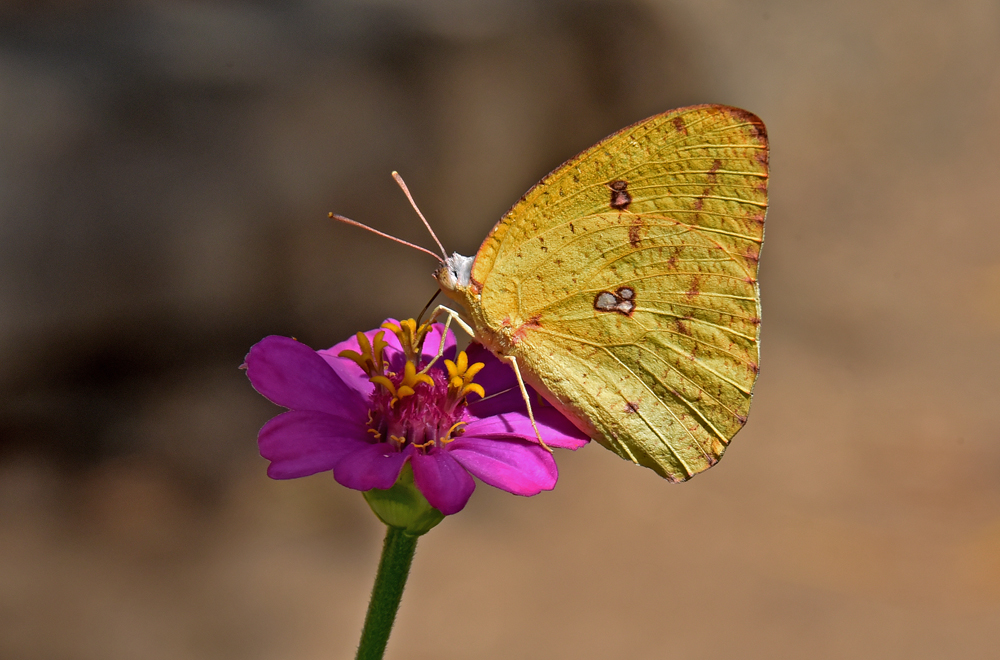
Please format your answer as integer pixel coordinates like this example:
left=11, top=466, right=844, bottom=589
left=363, top=463, right=445, bottom=535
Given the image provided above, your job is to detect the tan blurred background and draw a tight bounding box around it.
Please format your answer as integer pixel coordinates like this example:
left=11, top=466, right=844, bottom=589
left=1, top=0, right=998, bottom=658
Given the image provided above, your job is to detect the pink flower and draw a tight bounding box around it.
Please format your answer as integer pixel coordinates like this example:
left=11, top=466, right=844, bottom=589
left=243, top=319, right=588, bottom=515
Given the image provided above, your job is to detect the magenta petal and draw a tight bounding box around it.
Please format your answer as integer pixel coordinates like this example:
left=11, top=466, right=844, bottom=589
left=334, top=442, right=411, bottom=491
left=259, top=410, right=369, bottom=479
left=316, top=352, right=373, bottom=400
left=463, top=409, right=590, bottom=449
left=318, top=322, right=407, bottom=397
left=447, top=437, right=558, bottom=496
left=411, top=451, right=475, bottom=515
left=462, top=343, right=518, bottom=411
left=246, top=336, right=367, bottom=414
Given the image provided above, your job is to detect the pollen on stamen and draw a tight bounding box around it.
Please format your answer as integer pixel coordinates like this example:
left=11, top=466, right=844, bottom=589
left=360, top=319, right=496, bottom=457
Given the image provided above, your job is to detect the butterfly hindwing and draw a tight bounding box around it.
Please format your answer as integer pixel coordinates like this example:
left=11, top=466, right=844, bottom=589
left=464, top=105, right=767, bottom=481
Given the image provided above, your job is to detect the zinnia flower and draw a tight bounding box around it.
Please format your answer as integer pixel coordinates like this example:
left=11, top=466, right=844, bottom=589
left=243, top=319, right=588, bottom=516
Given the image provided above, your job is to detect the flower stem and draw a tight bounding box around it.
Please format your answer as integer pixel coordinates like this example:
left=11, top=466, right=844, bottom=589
left=356, top=525, right=419, bottom=660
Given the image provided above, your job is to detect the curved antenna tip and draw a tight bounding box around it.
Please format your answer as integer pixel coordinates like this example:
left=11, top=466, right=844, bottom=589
left=391, top=171, right=449, bottom=260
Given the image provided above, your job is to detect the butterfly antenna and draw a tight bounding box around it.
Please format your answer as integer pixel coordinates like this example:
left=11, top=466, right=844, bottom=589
left=392, top=171, right=449, bottom=261
left=328, top=213, right=444, bottom=263
left=473, top=386, right=516, bottom=403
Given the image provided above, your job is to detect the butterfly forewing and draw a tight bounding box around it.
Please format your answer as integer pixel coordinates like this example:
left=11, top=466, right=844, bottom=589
left=469, top=105, right=767, bottom=481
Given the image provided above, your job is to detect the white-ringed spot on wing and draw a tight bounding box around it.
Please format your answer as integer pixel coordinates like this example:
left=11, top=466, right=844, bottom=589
left=594, top=286, right=636, bottom=316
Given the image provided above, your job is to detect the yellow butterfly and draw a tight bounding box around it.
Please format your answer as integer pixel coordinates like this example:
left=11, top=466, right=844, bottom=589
left=430, top=105, right=768, bottom=482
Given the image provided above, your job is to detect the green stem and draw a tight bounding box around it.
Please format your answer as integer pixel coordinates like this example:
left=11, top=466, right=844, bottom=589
left=356, top=526, right=419, bottom=660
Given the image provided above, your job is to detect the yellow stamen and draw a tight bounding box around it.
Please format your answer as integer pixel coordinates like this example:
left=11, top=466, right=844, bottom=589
left=464, top=361, right=485, bottom=380
left=382, top=317, right=435, bottom=365
left=440, top=421, right=467, bottom=444
left=338, top=349, right=367, bottom=371
left=400, top=361, right=434, bottom=390
left=370, top=375, right=397, bottom=398
left=356, top=331, right=372, bottom=359
left=462, top=383, right=485, bottom=399
left=444, top=350, right=487, bottom=401
left=371, top=331, right=388, bottom=372
left=338, top=331, right=392, bottom=377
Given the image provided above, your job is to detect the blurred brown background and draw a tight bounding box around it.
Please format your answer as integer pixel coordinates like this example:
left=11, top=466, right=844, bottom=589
left=1, top=0, right=998, bottom=658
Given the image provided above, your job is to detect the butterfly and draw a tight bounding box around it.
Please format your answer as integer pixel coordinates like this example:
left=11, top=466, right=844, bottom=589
left=431, top=105, right=768, bottom=482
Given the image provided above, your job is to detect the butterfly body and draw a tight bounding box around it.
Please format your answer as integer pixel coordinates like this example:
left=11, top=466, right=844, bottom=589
left=435, top=105, right=767, bottom=482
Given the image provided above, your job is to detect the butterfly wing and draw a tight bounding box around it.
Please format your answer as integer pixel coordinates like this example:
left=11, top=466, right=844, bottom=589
left=469, top=105, right=767, bottom=481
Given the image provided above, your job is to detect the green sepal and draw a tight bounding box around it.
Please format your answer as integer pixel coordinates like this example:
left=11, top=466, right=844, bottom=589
left=363, top=462, right=444, bottom=536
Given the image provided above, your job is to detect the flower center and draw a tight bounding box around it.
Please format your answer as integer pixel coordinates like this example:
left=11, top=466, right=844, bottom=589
left=338, top=319, right=485, bottom=454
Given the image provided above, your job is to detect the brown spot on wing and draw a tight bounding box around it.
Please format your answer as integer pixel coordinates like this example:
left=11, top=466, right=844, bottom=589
left=694, top=187, right=711, bottom=212
left=594, top=288, right=637, bottom=317
left=672, top=115, right=688, bottom=135
left=707, top=158, right=722, bottom=182
left=722, top=106, right=767, bottom=142
left=511, top=314, right=543, bottom=344
left=624, top=401, right=640, bottom=414
left=686, top=276, right=701, bottom=298
left=609, top=179, right=631, bottom=210
left=628, top=217, right=643, bottom=247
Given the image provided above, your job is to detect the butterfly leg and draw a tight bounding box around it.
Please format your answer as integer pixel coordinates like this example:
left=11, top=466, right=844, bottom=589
left=504, top=355, right=552, bottom=453
left=419, top=305, right=475, bottom=374
left=420, top=307, right=552, bottom=452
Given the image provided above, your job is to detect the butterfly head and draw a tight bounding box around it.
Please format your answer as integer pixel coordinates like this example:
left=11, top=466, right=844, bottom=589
left=434, top=252, right=475, bottom=297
